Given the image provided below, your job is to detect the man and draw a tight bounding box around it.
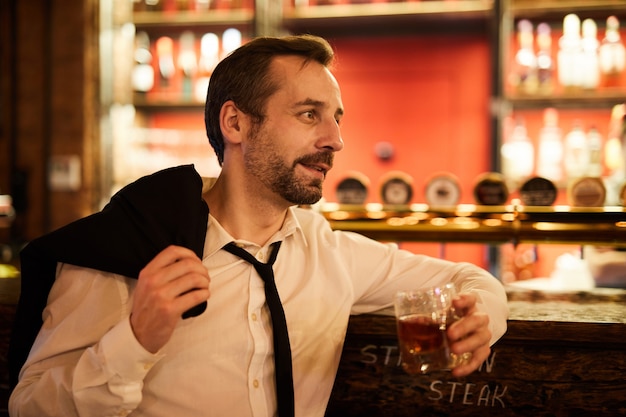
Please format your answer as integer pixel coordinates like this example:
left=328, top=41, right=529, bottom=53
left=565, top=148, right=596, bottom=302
left=9, top=35, right=508, bottom=417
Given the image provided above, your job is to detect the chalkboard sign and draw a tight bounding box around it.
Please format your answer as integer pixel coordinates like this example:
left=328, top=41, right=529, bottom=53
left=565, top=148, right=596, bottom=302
left=326, top=314, right=626, bottom=417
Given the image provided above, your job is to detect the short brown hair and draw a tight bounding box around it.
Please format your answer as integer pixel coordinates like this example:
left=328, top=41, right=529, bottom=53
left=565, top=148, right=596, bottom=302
left=204, top=34, right=335, bottom=165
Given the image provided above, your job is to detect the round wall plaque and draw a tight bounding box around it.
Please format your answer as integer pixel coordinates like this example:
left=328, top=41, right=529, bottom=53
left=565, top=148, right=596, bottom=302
left=567, top=177, right=606, bottom=207
left=424, top=173, right=461, bottom=207
left=336, top=172, right=369, bottom=205
left=519, top=176, right=557, bottom=206
left=473, top=172, right=509, bottom=206
left=380, top=171, right=413, bottom=205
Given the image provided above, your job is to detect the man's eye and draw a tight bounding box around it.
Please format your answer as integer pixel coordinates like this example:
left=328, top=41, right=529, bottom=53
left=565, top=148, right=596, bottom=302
left=303, top=111, right=315, bottom=119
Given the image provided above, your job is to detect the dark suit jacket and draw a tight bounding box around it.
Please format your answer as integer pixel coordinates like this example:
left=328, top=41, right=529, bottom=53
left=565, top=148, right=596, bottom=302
left=8, top=165, right=209, bottom=388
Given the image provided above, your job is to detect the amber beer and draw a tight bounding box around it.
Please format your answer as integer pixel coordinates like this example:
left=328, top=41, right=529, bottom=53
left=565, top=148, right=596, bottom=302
left=394, top=283, right=468, bottom=374
left=396, top=314, right=450, bottom=374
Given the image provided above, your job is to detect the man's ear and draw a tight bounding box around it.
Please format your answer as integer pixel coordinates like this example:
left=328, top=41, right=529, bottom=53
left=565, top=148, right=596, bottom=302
left=220, top=100, right=245, bottom=144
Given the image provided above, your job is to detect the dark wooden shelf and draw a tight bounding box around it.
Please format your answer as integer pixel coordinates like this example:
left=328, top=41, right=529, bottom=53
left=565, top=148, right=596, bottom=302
left=133, top=101, right=205, bottom=112
left=282, top=0, right=494, bottom=36
left=505, top=89, right=626, bottom=110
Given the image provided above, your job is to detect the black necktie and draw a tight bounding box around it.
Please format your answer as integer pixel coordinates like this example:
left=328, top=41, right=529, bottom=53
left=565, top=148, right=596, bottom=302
left=223, top=241, right=294, bottom=417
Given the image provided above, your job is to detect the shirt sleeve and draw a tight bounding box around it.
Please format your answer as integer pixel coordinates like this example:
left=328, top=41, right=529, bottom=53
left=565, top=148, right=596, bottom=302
left=335, top=230, right=509, bottom=345
left=9, top=263, right=163, bottom=417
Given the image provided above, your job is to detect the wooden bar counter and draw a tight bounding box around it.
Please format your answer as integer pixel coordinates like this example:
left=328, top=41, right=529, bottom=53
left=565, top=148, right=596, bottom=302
left=325, top=288, right=626, bottom=417
left=2, top=278, right=626, bottom=416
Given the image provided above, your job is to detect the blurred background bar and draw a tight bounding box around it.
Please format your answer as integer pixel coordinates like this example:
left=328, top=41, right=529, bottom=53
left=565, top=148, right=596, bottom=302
left=1, top=1, right=626, bottom=415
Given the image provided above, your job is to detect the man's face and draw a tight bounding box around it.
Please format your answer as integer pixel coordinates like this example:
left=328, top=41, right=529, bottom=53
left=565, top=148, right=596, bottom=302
left=243, top=56, right=344, bottom=205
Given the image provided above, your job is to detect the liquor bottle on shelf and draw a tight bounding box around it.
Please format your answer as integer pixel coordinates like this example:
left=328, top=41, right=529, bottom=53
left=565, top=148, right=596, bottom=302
left=599, top=15, right=626, bottom=87
left=536, top=108, right=563, bottom=183
left=501, top=117, right=534, bottom=186
left=177, top=31, right=198, bottom=101
left=604, top=104, right=626, bottom=175
left=558, top=13, right=583, bottom=90
left=586, top=126, right=603, bottom=177
left=156, top=36, right=176, bottom=93
left=580, top=18, right=600, bottom=90
left=535, top=22, right=554, bottom=94
left=221, top=28, right=242, bottom=60
left=195, top=33, right=220, bottom=102
left=195, top=0, right=210, bottom=10
left=512, top=19, right=537, bottom=94
left=603, top=105, right=626, bottom=204
left=563, top=121, right=589, bottom=180
left=132, top=31, right=155, bottom=94
left=145, top=0, right=163, bottom=11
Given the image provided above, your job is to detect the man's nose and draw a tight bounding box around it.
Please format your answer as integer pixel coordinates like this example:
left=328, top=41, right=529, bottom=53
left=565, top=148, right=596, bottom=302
left=319, top=119, right=344, bottom=152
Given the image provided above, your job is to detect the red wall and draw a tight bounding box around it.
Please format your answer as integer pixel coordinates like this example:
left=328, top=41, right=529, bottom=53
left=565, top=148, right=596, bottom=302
left=325, top=35, right=492, bottom=205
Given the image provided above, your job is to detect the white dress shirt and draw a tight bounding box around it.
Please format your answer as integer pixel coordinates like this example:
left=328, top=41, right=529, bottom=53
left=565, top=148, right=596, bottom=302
left=10, top=201, right=508, bottom=417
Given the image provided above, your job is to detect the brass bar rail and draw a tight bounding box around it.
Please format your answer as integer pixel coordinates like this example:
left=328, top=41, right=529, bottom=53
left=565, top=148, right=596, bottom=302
left=320, top=203, right=626, bottom=246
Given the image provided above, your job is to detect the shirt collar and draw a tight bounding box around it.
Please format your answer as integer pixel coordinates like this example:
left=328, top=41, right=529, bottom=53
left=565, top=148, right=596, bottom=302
left=203, top=206, right=307, bottom=259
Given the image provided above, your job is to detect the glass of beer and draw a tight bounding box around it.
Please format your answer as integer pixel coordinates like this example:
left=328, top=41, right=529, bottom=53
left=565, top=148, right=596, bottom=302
left=394, top=283, right=471, bottom=374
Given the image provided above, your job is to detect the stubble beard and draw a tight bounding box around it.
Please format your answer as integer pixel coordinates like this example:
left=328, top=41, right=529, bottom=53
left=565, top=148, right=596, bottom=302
left=245, top=126, right=333, bottom=205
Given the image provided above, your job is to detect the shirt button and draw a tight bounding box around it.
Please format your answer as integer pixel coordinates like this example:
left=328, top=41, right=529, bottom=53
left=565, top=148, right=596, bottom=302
left=143, top=363, right=153, bottom=371
left=251, top=313, right=257, bottom=321
left=253, top=379, right=260, bottom=388
left=256, top=252, right=265, bottom=262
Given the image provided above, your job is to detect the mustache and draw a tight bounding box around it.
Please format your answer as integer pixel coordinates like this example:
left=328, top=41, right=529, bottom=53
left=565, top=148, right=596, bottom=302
left=294, top=151, right=334, bottom=169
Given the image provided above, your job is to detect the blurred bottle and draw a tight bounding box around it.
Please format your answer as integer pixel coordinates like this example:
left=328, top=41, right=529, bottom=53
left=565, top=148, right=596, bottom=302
left=564, top=121, right=589, bottom=180
left=513, top=19, right=537, bottom=94
left=221, top=28, right=242, bottom=60
left=178, top=31, right=198, bottom=101
left=132, top=31, right=155, bottom=94
left=156, top=36, right=176, bottom=91
left=537, top=108, right=563, bottom=182
left=195, top=0, right=210, bottom=10
left=605, top=104, right=626, bottom=174
left=599, top=16, right=626, bottom=87
left=145, top=0, right=163, bottom=11
left=501, top=118, right=534, bottom=185
left=622, top=113, right=626, bottom=179
left=586, top=126, right=603, bottom=177
left=602, top=105, right=626, bottom=205
left=558, top=14, right=583, bottom=89
left=195, top=33, right=219, bottom=102
left=536, top=22, right=554, bottom=94
left=580, top=19, right=600, bottom=90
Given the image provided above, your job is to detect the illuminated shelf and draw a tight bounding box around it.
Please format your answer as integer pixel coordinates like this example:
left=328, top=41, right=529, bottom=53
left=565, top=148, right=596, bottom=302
left=511, top=0, right=626, bottom=19
left=320, top=204, right=626, bottom=246
left=133, top=10, right=255, bottom=29
left=285, top=0, right=492, bottom=20
left=133, top=96, right=204, bottom=111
